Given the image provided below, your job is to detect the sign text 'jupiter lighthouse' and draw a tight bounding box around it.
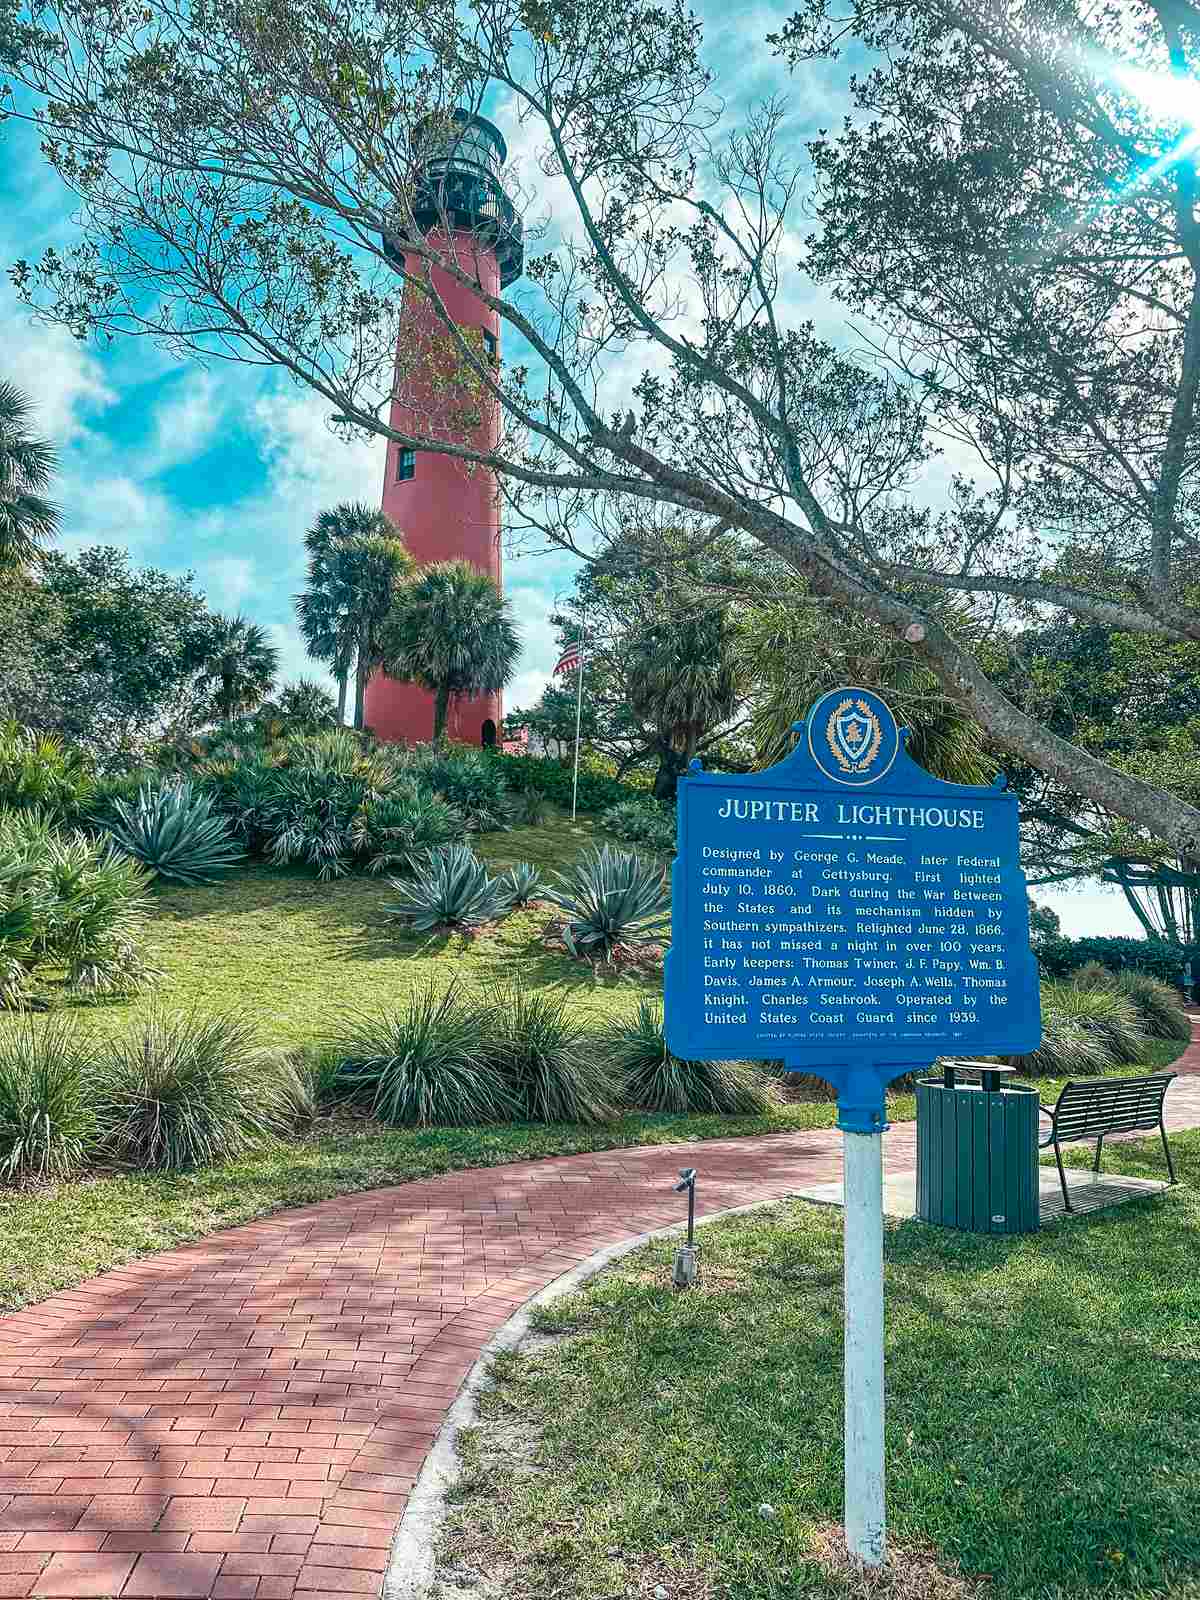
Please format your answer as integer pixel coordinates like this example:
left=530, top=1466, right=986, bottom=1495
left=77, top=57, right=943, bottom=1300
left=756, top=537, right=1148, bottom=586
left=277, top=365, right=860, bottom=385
left=664, top=687, right=1041, bottom=1130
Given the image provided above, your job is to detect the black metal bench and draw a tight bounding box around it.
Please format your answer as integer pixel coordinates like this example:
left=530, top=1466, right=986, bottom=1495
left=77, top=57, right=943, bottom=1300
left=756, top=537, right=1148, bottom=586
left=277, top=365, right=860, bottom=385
left=1039, top=1072, right=1178, bottom=1211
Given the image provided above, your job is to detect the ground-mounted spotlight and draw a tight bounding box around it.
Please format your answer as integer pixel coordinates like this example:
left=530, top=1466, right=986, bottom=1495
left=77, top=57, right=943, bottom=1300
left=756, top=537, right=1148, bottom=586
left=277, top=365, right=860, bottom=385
left=671, top=1167, right=699, bottom=1289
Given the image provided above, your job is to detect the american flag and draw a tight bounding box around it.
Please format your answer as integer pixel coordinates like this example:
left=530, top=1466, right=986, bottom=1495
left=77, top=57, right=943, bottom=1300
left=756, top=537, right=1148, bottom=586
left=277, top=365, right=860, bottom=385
left=554, top=642, right=584, bottom=676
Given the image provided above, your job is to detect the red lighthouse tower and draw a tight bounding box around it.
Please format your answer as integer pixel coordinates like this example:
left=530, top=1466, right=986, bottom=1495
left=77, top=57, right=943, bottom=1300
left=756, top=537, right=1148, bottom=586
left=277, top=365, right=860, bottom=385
left=365, top=110, right=524, bottom=746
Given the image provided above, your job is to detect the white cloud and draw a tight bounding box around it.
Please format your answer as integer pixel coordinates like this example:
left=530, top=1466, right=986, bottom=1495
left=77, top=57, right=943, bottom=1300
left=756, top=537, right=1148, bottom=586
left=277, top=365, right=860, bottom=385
left=0, top=293, right=115, bottom=445
left=1037, top=883, right=1144, bottom=938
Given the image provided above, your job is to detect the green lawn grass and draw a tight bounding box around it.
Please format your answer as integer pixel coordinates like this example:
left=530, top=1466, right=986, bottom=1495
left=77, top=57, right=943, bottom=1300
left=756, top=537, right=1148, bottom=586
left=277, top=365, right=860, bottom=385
left=16, top=815, right=660, bottom=1046
left=443, top=1128, right=1200, bottom=1600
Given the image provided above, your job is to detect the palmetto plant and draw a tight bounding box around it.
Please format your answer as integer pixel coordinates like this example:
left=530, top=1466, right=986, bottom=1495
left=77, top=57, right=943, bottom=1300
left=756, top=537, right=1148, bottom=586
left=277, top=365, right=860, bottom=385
left=416, top=746, right=510, bottom=831
left=0, top=1017, right=98, bottom=1181
left=198, top=613, right=279, bottom=720
left=0, top=380, right=60, bottom=572
left=545, top=844, right=671, bottom=960
left=386, top=844, right=513, bottom=932
left=602, top=1000, right=780, bottom=1114
left=380, top=560, right=520, bottom=741
left=328, top=984, right=520, bottom=1127
left=94, top=1009, right=297, bottom=1170
left=0, top=810, right=156, bottom=1006
left=0, top=721, right=94, bottom=822
left=349, top=785, right=463, bottom=876
left=100, top=779, right=245, bottom=885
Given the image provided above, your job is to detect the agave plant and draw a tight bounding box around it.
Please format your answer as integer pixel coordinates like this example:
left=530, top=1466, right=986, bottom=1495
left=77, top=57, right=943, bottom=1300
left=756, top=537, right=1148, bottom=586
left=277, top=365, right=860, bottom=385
left=545, top=844, right=671, bottom=961
left=385, top=844, right=513, bottom=933
left=506, top=788, right=551, bottom=828
left=327, top=983, right=519, bottom=1127
left=495, top=860, right=545, bottom=909
left=100, top=779, right=244, bottom=886
left=602, top=1000, right=780, bottom=1114
left=350, top=783, right=463, bottom=876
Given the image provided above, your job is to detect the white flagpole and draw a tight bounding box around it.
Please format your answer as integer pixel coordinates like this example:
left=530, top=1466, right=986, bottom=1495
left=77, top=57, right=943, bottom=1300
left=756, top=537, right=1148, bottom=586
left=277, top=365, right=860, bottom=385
left=570, top=621, right=586, bottom=823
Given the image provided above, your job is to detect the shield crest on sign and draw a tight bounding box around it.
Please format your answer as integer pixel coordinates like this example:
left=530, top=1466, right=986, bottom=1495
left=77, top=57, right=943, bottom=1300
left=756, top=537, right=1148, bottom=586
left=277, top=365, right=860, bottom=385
left=835, top=709, right=873, bottom=765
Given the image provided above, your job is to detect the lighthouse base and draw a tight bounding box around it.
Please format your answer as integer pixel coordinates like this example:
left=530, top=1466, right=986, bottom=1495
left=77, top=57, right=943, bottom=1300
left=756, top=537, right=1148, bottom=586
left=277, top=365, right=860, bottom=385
left=363, top=672, right=500, bottom=748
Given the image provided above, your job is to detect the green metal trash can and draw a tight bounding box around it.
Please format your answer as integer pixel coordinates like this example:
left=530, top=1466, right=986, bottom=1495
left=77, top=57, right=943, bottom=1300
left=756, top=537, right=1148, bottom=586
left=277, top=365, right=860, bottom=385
left=916, top=1061, right=1039, bottom=1234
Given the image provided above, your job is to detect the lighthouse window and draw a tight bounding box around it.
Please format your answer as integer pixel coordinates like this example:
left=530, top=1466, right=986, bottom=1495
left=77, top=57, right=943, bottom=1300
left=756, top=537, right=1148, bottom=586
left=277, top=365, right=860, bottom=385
left=396, top=448, right=416, bottom=482
left=482, top=329, right=498, bottom=364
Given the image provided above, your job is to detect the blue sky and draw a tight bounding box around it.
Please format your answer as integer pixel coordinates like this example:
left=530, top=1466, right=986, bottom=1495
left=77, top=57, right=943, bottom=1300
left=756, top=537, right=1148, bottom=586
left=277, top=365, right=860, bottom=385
left=0, top=6, right=1138, bottom=937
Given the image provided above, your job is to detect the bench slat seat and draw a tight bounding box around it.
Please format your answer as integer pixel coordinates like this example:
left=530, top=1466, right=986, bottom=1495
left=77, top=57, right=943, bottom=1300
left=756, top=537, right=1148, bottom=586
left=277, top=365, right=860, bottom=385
left=1039, top=1071, right=1177, bottom=1212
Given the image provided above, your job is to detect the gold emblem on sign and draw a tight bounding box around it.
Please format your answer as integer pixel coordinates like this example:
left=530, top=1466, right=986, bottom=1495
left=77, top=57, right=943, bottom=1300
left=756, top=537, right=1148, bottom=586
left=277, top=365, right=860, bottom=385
left=827, top=697, right=883, bottom=774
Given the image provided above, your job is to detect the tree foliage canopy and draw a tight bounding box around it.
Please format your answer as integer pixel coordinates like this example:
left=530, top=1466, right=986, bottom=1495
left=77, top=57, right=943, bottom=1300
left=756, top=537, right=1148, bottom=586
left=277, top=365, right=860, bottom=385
left=9, top=0, right=1200, bottom=846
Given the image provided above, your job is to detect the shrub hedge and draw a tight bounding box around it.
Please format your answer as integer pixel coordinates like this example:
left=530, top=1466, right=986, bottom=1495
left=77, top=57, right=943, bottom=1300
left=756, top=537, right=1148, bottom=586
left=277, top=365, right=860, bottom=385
left=1036, top=933, right=1193, bottom=984
left=487, top=751, right=648, bottom=811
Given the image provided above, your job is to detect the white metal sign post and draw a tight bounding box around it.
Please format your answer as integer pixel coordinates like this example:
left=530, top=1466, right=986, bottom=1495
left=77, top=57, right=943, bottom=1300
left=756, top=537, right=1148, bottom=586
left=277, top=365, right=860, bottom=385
left=843, top=1130, right=886, bottom=1565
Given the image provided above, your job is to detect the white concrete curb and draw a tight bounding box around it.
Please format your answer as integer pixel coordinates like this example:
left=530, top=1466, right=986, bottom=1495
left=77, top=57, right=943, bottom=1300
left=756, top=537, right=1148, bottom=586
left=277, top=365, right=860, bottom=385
left=382, top=1196, right=790, bottom=1600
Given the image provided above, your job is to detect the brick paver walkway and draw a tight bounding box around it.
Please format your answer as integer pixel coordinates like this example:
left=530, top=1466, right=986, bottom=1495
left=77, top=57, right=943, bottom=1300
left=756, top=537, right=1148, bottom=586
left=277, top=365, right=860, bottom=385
left=3, top=1043, right=1198, bottom=1600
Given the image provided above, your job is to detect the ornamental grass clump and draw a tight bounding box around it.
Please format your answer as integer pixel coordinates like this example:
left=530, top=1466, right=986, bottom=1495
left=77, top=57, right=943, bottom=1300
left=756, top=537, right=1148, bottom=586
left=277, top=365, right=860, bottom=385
left=479, top=985, right=616, bottom=1124
left=328, top=984, right=519, bottom=1127
left=1043, top=978, right=1146, bottom=1064
left=386, top=844, right=513, bottom=933
left=602, top=1000, right=781, bottom=1115
left=100, top=778, right=244, bottom=885
left=1073, top=961, right=1191, bottom=1042
left=0, top=1018, right=98, bottom=1182
left=93, top=1010, right=298, bottom=1170
left=546, top=844, right=670, bottom=961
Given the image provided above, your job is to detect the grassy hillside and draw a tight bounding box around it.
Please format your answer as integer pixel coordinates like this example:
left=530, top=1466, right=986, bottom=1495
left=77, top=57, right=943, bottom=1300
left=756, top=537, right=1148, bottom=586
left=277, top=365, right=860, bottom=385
left=12, top=815, right=659, bottom=1046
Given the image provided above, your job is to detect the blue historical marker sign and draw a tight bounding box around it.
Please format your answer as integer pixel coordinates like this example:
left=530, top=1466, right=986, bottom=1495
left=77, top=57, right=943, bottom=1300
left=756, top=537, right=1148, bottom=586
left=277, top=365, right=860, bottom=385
left=664, top=687, right=1042, bottom=1133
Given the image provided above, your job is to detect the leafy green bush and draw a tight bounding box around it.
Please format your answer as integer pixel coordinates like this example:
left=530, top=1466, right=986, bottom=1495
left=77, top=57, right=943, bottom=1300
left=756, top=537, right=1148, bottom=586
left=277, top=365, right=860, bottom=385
left=386, top=844, right=513, bottom=932
left=1071, top=959, right=1192, bottom=1041
left=0, top=723, right=95, bottom=823
left=93, top=1010, right=298, bottom=1170
left=546, top=844, right=670, bottom=960
left=99, top=779, right=245, bottom=885
left=416, top=748, right=509, bottom=831
left=600, top=798, right=676, bottom=852
left=489, top=752, right=648, bottom=812
left=479, top=986, right=616, bottom=1124
left=349, top=784, right=463, bottom=876
left=0, top=810, right=156, bottom=1006
left=495, top=860, right=544, bottom=908
left=328, top=984, right=520, bottom=1127
left=0, top=1018, right=98, bottom=1181
left=1036, top=933, right=1190, bottom=985
left=602, top=1000, right=780, bottom=1114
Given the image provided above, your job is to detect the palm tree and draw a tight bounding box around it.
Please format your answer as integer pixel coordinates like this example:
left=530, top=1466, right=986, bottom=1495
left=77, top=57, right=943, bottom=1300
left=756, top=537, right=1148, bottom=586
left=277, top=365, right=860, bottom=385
left=740, top=596, right=993, bottom=784
left=0, top=380, right=60, bottom=572
left=380, top=561, right=520, bottom=742
left=199, top=614, right=279, bottom=720
left=295, top=504, right=411, bottom=728
left=269, top=679, right=339, bottom=729
left=626, top=607, right=744, bottom=801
